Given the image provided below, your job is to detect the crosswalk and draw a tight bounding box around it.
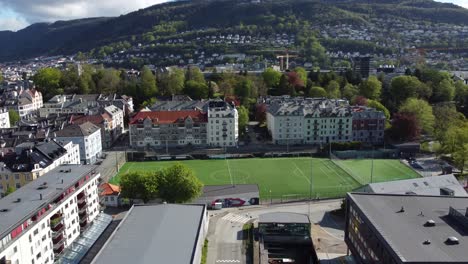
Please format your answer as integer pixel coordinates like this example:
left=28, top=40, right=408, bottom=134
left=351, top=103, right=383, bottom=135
left=221, top=213, right=251, bottom=224
left=216, top=260, right=241, bottom=263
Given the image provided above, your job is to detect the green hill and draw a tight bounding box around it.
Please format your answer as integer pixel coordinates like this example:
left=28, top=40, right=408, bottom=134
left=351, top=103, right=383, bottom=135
left=0, top=0, right=467, bottom=62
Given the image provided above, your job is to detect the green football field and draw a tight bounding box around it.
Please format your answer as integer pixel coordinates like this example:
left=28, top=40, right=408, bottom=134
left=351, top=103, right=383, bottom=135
left=109, top=158, right=421, bottom=199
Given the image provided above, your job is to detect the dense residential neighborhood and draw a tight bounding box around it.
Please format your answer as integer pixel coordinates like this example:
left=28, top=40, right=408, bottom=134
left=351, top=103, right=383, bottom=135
left=0, top=0, right=468, bottom=264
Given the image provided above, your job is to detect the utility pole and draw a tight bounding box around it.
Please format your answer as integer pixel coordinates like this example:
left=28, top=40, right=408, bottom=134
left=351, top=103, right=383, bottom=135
left=371, top=147, right=374, bottom=183
left=308, top=152, right=313, bottom=216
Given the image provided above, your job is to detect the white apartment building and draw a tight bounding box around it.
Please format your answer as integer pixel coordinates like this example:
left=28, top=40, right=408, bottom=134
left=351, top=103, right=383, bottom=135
left=55, top=122, right=102, bottom=165
left=266, top=98, right=353, bottom=145
left=207, top=101, right=239, bottom=147
left=0, top=165, right=100, bottom=264
left=17, top=89, right=43, bottom=119
left=0, top=108, right=10, bottom=128
left=0, top=140, right=80, bottom=196
left=103, top=105, right=125, bottom=139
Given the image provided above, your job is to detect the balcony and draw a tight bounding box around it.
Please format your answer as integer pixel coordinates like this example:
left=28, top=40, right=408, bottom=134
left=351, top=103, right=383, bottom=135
left=78, top=200, right=87, bottom=209
left=54, top=244, right=65, bottom=256
left=52, top=223, right=64, bottom=233
left=50, top=217, right=63, bottom=229
left=53, top=240, right=65, bottom=250
left=52, top=234, right=64, bottom=244
left=77, top=192, right=86, bottom=202
left=79, top=209, right=88, bottom=218
left=80, top=217, right=88, bottom=224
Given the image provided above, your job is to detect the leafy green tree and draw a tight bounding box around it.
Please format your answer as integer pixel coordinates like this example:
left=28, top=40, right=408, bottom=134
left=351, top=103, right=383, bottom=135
left=308, top=86, right=327, bottom=97
left=390, top=76, right=429, bottom=107
left=302, top=36, right=329, bottom=67
left=262, top=68, right=282, bottom=88
left=342, top=83, right=359, bottom=101
left=325, top=80, right=341, bottom=98
left=186, top=66, right=205, bottom=83
left=140, top=66, right=158, bottom=98
left=157, top=163, right=203, bottom=203
left=277, top=74, right=292, bottom=95
left=4, top=186, right=15, bottom=196
left=294, top=67, right=307, bottom=87
left=120, top=172, right=159, bottom=203
left=184, top=80, right=209, bottom=99
left=454, top=81, right=468, bottom=107
left=167, top=68, right=185, bottom=95
left=399, top=98, right=435, bottom=134
left=8, top=110, right=20, bottom=126
left=97, top=68, right=121, bottom=94
left=367, top=100, right=390, bottom=126
left=359, top=76, right=381, bottom=100
left=433, top=105, right=465, bottom=141
left=432, top=79, right=455, bottom=103
left=238, top=106, right=249, bottom=132
left=235, top=79, right=253, bottom=106
left=442, top=124, right=468, bottom=175
left=32, top=68, right=63, bottom=99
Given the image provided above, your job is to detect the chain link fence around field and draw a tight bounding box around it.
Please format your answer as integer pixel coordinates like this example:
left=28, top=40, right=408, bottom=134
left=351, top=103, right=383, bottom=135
left=97, top=152, right=126, bottom=183
left=259, top=186, right=354, bottom=204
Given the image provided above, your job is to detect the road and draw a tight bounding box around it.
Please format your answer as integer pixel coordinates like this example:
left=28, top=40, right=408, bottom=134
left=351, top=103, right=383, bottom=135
left=206, top=199, right=343, bottom=264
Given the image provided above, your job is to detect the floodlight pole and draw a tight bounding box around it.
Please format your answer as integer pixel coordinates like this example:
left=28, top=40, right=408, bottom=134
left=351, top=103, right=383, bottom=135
left=309, top=152, right=313, bottom=216
left=371, top=147, right=374, bottom=183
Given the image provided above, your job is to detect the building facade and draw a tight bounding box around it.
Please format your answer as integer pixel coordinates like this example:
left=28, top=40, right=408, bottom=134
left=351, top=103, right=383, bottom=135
left=351, top=106, right=385, bottom=144
left=207, top=101, right=238, bottom=147
left=17, top=89, right=43, bottom=119
left=346, top=193, right=468, bottom=264
left=55, top=122, right=102, bottom=165
left=266, top=97, right=353, bottom=145
left=0, top=140, right=80, bottom=196
left=129, top=110, right=208, bottom=148
left=0, top=165, right=100, bottom=264
left=0, top=108, right=10, bottom=128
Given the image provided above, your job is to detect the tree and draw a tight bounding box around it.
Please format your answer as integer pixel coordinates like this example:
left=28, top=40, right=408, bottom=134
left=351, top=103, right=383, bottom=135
left=120, top=172, right=159, bottom=203
left=389, top=112, right=421, bottom=141
left=308, top=86, right=327, bottom=97
left=342, top=83, right=359, bottom=101
left=156, top=163, right=203, bottom=203
left=8, top=110, right=20, bottom=126
left=399, top=98, right=435, bottom=134
left=433, top=105, right=465, bottom=141
left=97, top=68, right=121, bottom=94
left=32, top=68, right=63, bottom=99
left=390, top=76, right=429, bottom=107
left=0, top=72, right=3, bottom=82
left=353, top=96, right=368, bottom=106
left=262, top=68, right=281, bottom=88
left=359, top=76, right=381, bottom=100
left=277, top=74, right=293, bottom=95
left=235, top=79, right=253, bottom=105
left=238, top=106, right=249, bottom=132
left=442, top=124, right=468, bottom=175
left=294, top=67, right=307, bottom=87
left=186, top=66, right=205, bottom=83
left=367, top=100, right=390, bottom=125
left=454, top=81, right=468, bottom=108
left=184, top=80, right=209, bottom=99
left=302, top=36, right=329, bottom=67
left=167, top=68, right=185, bottom=95
left=4, top=186, right=15, bottom=196
left=140, top=66, right=158, bottom=98
left=325, top=80, right=341, bottom=98
left=432, top=78, right=455, bottom=103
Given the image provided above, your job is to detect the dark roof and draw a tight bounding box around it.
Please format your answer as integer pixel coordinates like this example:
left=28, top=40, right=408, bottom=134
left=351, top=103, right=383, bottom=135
left=129, top=110, right=207, bottom=125
left=0, top=165, right=98, bottom=239
left=55, top=121, right=100, bottom=137
left=91, top=204, right=206, bottom=264
left=259, top=212, right=310, bottom=224
left=348, top=193, right=468, bottom=263
left=201, top=184, right=259, bottom=198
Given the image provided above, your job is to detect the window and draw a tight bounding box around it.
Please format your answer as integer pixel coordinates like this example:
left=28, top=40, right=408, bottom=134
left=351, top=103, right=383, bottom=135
left=33, top=229, right=39, bottom=236
left=14, top=246, right=17, bottom=253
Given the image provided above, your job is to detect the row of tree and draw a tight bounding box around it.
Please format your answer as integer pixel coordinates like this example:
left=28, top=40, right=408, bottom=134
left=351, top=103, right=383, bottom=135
left=119, top=163, right=203, bottom=203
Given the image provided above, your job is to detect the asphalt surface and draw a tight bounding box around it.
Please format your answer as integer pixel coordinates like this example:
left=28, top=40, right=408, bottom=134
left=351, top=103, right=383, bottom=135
left=206, top=199, right=343, bottom=263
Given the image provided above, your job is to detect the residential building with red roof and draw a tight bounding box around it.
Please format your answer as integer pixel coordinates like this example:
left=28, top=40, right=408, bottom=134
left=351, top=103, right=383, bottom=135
left=100, top=183, right=121, bottom=207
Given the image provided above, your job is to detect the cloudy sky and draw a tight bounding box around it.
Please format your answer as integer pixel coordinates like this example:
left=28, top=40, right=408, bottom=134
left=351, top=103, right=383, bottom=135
left=0, top=0, right=467, bottom=31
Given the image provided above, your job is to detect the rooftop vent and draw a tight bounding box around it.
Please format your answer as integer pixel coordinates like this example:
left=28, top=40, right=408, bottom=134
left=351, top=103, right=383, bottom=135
left=445, top=237, right=460, bottom=245
left=397, top=206, right=405, bottom=213
left=14, top=198, right=21, bottom=203
left=424, top=220, right=436, bottom=227
left=0, top=209, right=8, bottom=212
left=423, top=240, right=431, bottom=245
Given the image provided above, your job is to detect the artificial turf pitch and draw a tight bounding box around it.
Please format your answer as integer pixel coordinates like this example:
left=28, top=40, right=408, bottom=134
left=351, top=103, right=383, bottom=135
left=109, top=158, right=421, bottom=199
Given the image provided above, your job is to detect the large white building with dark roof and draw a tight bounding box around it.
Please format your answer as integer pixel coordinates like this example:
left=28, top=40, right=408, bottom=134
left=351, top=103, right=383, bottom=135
left=0, top=165, right=100, bottom=264
left=55, top=122, right=102, bottom=165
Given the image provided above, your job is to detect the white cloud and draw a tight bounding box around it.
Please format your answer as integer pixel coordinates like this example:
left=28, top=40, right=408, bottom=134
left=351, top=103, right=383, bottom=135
left=0, top=0, right=169, bottom=30
left=0, top=17, right=29, bottom=32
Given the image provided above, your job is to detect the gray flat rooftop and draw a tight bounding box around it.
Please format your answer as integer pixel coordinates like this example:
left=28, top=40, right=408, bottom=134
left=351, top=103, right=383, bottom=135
left=201, top=184, right=259, bottom=198
left=259, top=212, right=310, bottom=224
left=92, top=204, right=205, bottom=264
left=349, top=193, right=468, bottom=263
left=364, top=174, right=467, bottom=196
left=0, top=165, right=98, bottom=239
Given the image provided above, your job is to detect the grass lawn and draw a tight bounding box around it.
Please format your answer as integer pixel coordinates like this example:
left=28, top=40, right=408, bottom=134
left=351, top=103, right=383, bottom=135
left=109, top=158, right=420, bottom=199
